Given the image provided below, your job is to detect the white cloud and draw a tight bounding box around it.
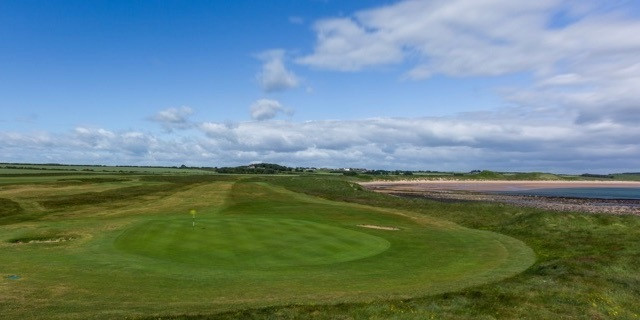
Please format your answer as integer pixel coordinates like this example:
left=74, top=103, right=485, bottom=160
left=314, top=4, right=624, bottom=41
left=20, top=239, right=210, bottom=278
left=3, top=108, right=639, bottom=172
left=537, top=73, right=588, bottom=87
left=196, top=110, right=640, bottom=172
left=298, top=0, right=640, bottom=126
left=151, top=106, right=194, bottom=131
left=250, top=99, right=291, bottom=121
left=298, top=0, right=561, bottom=74
left=3, top=1, right=640, bottom=173
left=72, top=127, right=157, bottom=156
left=297, top=18, right=404, bottom=71
left=256, top=50, right=299, bottom=92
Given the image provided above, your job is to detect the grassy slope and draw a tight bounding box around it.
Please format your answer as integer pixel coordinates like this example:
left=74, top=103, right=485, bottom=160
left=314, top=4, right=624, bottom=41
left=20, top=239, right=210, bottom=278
left=2, top=173, right=639, bottom=319
left=0, top=174, right=533, bottom=319
left=189, top=176, right=639, bottom=319
left=0, top=198, right=23, bottom=218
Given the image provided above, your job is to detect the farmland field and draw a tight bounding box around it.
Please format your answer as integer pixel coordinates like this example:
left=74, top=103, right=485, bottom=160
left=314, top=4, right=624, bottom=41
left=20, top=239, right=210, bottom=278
left=1, top=171, right=639, bottom=319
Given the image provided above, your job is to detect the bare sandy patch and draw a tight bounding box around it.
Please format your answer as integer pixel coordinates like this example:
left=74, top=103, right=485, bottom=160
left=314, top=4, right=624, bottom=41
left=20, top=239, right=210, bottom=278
left=361, top=180, right=640, bottom=192
left=361, top=180, right=640, bottom=215
left=9, top=236, right=77, bottom=244
left=357, top=224, right=400, bottom=231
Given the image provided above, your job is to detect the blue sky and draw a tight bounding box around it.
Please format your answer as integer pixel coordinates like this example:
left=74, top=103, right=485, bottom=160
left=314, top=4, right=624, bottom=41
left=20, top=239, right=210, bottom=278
left=1, top=0, right=640, bottom=172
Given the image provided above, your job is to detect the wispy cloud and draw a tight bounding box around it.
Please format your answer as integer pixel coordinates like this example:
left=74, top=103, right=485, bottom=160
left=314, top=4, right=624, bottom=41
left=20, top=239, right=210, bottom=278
left=256, top=49, right=300, bottom=92
left=249, top=99, right=292, bottom=121
left=297, top=0, right=640, bottom=129
left=150, top=106, right=194, bottom=131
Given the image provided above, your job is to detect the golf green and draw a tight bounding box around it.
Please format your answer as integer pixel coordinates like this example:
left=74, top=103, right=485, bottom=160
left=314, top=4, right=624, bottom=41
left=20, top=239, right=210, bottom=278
left=114, top=217, right=391, bottom=268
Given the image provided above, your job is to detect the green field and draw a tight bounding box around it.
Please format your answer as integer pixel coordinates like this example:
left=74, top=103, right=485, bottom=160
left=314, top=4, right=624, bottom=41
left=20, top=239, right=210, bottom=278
left=1, top=171, right=639, bottom=319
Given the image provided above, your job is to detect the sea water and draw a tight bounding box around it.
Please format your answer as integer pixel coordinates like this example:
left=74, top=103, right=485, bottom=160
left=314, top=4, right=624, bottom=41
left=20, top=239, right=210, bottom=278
left=497, top=187, right=640, bottom=200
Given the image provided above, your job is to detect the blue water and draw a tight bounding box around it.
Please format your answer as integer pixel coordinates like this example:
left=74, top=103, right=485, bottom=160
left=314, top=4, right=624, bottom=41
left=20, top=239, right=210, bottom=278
left=497, top=187, right=640, bottom=200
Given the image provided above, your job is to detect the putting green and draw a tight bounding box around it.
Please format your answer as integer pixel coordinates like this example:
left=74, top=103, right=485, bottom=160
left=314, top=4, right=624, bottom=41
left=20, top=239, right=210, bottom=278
left=114, top=217, right=390, bottom=268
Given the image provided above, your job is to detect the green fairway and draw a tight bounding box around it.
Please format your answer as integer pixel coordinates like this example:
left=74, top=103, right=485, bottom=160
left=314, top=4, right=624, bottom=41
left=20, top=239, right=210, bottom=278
left=0, top=174, right=535, bottom=319
left=115, top=217, right=391, bottom=268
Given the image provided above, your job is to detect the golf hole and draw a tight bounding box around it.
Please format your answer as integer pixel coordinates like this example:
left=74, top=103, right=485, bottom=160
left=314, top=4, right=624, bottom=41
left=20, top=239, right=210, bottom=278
left=115, top=217, right=391, bottom=268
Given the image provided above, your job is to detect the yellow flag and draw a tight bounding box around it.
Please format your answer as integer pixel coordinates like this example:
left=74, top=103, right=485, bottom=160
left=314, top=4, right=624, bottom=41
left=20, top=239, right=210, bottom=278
left=190, top=209, right=197, bottom=216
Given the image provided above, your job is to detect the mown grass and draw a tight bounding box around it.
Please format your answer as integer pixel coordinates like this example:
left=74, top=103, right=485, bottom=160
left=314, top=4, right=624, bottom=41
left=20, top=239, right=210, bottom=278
left=1, top=173, right=638, bottom=319
left=172, top=176, right=638, bottom=319
left=1, top=174, right=235, bottom=223
left=115, top=217, right=391, bottom=268
left=0, top=173, right=535, bottom=319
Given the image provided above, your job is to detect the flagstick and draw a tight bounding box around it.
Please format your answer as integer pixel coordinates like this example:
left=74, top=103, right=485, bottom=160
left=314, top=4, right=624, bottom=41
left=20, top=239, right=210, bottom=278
left=190, top=209, right=197, bottom=229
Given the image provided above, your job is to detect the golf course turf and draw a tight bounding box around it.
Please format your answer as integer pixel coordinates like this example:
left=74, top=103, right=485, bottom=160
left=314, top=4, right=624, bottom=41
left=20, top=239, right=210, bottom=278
left=0, top=174, right=536, bottom=319
left=115, top=217, right=392, bottom=268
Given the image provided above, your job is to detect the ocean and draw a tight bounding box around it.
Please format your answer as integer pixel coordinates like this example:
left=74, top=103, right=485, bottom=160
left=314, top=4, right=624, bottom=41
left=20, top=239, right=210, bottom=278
left=497, top=187, right=640, bottom=200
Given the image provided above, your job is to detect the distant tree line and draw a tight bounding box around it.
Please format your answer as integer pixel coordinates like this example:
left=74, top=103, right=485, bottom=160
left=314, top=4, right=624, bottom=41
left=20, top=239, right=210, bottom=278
left=215, top=163, right=295, bottom=174
left=363, top=170, right=413, bottom=176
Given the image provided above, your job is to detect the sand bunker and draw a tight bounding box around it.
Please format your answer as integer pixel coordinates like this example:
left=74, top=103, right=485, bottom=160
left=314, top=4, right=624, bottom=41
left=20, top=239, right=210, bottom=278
left=9, top=236, right=77, bottom=244
left=357, top=224, right=400, bottom=231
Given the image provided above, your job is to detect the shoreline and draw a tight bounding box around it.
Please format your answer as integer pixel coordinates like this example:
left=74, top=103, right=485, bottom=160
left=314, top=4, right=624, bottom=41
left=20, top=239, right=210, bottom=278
left=361, top=180, right=640, bottom=215
left=360, top=180, right=640, bottom=192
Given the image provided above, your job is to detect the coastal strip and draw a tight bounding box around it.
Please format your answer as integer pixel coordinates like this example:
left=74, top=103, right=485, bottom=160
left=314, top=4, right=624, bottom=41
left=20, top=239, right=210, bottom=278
left=361, top=180, right=640, bottom=215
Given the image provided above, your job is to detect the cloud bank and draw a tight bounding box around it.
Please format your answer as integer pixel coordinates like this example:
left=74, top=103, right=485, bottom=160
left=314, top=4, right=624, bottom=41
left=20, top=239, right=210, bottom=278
left=298, top=0, right=640, bottom=126
left=2, top=108, right=638, bottom=172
